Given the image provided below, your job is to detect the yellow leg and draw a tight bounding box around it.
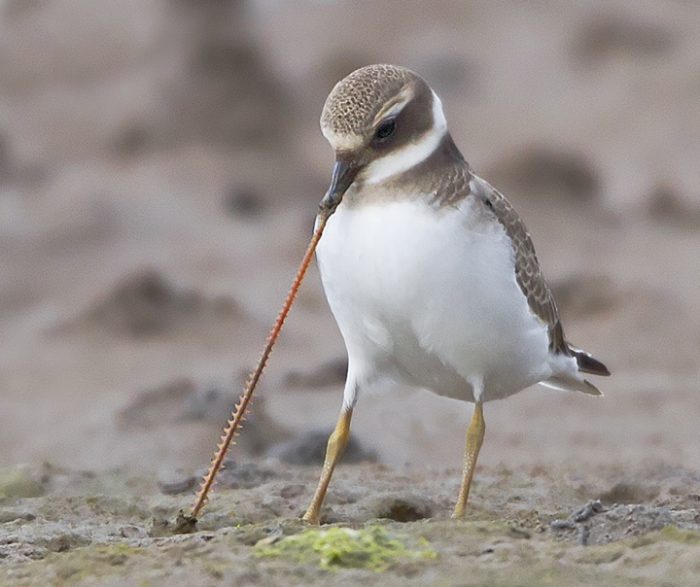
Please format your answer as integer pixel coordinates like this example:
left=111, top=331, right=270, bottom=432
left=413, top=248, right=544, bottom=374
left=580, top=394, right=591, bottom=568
left=452, top=401, right=485, bottom=519
left=302, top=407, right=353, bottom=524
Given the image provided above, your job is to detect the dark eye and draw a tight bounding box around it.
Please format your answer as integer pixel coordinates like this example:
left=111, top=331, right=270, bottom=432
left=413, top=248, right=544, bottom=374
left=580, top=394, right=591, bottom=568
left=374, top=119, right=396, bottom=142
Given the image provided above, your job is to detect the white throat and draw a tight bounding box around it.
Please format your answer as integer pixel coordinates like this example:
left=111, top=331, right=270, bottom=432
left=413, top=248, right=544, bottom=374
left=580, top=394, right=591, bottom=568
left=362, top=90, right=447, bottom=185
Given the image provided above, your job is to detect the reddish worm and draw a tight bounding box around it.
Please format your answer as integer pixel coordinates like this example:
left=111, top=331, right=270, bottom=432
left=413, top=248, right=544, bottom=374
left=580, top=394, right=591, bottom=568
left=191, top=211, right=330, bottom=517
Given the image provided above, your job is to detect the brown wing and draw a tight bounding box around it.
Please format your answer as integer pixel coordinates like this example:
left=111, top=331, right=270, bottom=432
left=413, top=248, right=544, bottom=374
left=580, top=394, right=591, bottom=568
left=468, top=173, right=568, bottom=354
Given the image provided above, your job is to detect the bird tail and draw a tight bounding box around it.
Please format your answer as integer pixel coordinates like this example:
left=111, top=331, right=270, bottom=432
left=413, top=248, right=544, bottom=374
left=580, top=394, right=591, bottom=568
left=540, top=375, right=603, bottom=396
left=540, top=344, right=610, bottom=397
left=568, top=344, right=611, bottom=377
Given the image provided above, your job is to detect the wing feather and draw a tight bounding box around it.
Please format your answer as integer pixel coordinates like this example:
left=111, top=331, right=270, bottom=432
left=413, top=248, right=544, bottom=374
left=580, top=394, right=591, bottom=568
left=468, top=174, right=568, bottom=354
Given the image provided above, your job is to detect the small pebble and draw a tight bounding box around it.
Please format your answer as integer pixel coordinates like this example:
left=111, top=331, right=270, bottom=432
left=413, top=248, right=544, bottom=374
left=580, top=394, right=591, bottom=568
left=508, top=526, right=531, bottom=539
left=573, top=500, right=604, bottom=523
left=157, top=470, right=196, bottom=495
left=119, top=525, right=145, bottom=539
left=550, top=519, right=576, bottom=531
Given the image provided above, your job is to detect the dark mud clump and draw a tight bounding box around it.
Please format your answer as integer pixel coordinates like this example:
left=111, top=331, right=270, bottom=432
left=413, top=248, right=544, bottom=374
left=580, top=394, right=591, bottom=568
left=487, top=146, right=600, bottom=203
left=69, top=268, right=242, bottom=338
left=215, top=461, right=279, bottom=490
left=572, top=16, right=674, bottom=64
left=117, top=377, right=199, bottom=429
left=647, top=184, right=700, bottom=228
left=284, top=357, right=348, bottom=389
left=269, top=430, right=376, bottom=465
left=118, top=380, right=293, bottom=457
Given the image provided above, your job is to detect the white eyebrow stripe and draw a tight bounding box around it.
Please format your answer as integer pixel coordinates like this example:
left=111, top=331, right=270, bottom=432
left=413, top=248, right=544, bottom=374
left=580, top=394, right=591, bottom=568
left=373, top=85, right=414, bottom=124
left=363, top=90, right=447, bottom=185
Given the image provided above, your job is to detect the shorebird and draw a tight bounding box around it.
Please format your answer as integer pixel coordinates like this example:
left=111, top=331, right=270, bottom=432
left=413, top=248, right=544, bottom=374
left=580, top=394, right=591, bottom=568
left=302, top=64, right=610, bottom=524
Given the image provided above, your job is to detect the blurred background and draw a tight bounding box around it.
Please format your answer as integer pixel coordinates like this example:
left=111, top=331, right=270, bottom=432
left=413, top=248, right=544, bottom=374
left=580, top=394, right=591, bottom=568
left=1, top=0, right=699, bottom=479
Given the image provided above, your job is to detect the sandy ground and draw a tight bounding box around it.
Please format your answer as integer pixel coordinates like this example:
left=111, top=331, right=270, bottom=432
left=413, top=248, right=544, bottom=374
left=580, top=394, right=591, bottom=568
left=1, top=461, right=700, bottom=586
left=1, top=0, right=699, bottom=584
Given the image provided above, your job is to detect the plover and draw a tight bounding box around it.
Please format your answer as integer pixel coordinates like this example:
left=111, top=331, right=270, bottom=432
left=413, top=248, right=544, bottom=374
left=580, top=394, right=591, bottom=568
left=302, top=64, right=610, bottom=524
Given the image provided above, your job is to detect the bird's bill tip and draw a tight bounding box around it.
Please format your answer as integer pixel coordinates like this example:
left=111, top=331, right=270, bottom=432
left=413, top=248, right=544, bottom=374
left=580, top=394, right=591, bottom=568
left=320, top=156, right=360, bottom=214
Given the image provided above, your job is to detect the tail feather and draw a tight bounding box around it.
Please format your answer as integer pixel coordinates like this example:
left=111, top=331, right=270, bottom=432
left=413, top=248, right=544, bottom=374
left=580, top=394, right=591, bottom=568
left=569, top=345, right=611, bottom=377
left=541, top=375, right=603, bottom=396
left=541, top=343, right=609, bottom=397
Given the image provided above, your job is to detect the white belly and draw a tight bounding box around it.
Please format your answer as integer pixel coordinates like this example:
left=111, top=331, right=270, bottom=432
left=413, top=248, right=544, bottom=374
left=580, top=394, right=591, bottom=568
left=315, top=197, right=553, bottom=403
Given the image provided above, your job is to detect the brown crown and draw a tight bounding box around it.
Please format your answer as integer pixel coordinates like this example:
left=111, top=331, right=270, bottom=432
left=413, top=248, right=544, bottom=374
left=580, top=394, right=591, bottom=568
left=321, top=64, right=421, bottom=138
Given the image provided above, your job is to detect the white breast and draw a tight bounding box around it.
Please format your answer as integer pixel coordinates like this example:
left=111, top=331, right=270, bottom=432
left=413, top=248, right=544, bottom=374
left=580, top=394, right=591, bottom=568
left=315, top=196, right=553, bottom=405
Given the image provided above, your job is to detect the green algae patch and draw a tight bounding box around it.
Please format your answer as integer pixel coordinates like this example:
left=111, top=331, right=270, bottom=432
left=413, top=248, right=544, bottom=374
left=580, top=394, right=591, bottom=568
left=628, top=526, right=700, bottom=549
left=254, top=525, right=437, bottom=572
left=0, top=466, right=45, bottom=500
left=657, top=526, right=700, bottom=545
